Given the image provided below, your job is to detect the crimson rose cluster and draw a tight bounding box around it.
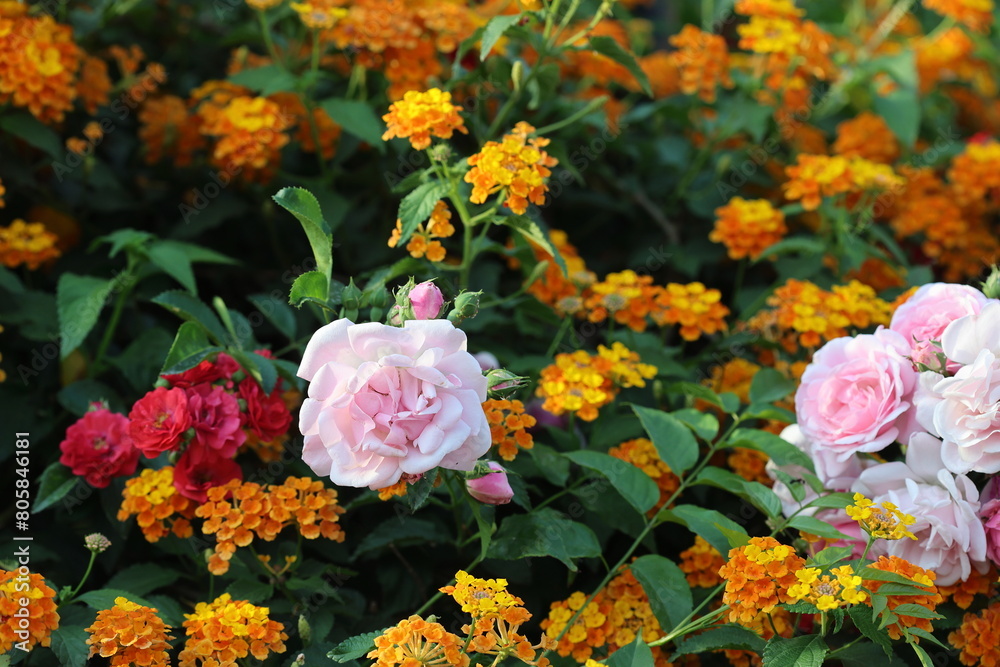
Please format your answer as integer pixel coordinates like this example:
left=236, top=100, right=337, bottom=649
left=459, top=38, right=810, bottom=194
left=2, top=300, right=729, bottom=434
left=59, top=350, right=293, bottom=502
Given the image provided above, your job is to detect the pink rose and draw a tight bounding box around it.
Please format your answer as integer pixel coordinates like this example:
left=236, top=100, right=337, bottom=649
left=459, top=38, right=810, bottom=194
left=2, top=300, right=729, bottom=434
left=410, top=281, right=445, bottom=320
left=59, top=408, right=139, bottom=488
left=466, top=462, right=514, bottom=505
left=980, top=477, right=1000, bottom=568
left=173, top=445, right=243, bottom=503
left=795, top=328, right=917, bottom=464
left=185, top=383, right=245, bottom=458
left=297, top=319, right=490, bottom=489
left=940, top=299, right=1000, bottom=367
left=890, top=283, right=988, bottom=368
left=853, top=432, right=988, bottom=586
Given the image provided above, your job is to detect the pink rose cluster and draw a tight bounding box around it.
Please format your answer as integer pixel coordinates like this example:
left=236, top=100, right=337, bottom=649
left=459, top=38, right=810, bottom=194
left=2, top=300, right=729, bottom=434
left=59, top=350, right=293, bottom=503
left=768, top=282, right=1000, bottom=585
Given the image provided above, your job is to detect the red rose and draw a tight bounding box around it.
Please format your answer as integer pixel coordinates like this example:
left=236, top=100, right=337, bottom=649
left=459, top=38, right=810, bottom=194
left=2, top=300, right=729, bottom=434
left=128, top=387, right=192, bottom=457
left=163, top=352, right=240, bottom=388
left=59, top=409, right=139, bottom=488
left=237, top=377, right=292, bottom=442
left=186, top=383, right=245, bottom=457
left=173, top=445, right=243, bottom=502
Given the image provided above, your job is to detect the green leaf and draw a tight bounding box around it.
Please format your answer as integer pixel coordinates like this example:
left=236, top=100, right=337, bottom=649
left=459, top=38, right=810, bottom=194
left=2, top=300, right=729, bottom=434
left=57, top=273, right=113, bottom=359
left=529, top=443, right=570, bottom=485
left=106, top=564, right=181, bottom=595
left=396, top=181, right=451, bottom=248
left=587, top=35, right=652, bottom=96
left=227, top=64, right=297, bottom=95
left=402, top=470, right=437, bottom=513
left=605, top=630, right=655, bottom=667
left=94, top=228, right=154, bottom=257
left=834, top=641, right=899, bottom=666
left=809, top=546, right=853, bottom=568
left=248, top=293, right=297, bottom=340
left=289, top=270, right=331, bottom=309
left=160, top=322, right=223, bottom=376
left=786, top=516, right=851, bottom=540
left=0, top=266, right=24, bottom=293
left=890, top=604, right=943, bottom=620
left=328, top=629, right=387, bottom=663
left=499, top=215, right=568, bottom=276
left=672, top=408, right=719, bottom=441
left=691, top=467, right=785, bottom=519
left=319, top=97, right=386, bottom=152
left=671, top=625, right=766, bottom=658
left=354, top=518, right=451, bottom=558
left=77, top=589, right=156, bottom=610
left=152, top=290, right=230, bottom=345
left=761, top=634, right=827, bottom=667
left=146, top=241, right=197, bottom=294
left=630, top=555, right=692, bottom=630
left=488, top=508, right=601, bottom=571
left=729, top=429, right=815, bottom=471
left=233, top=350, right=279, bottom=395
left=748, top=368, right=795, bottom=404
left=225, top=578, right=273, bottom=603
left=0, top=113, right=62, bottom=156
left=563, top=450, right=659, bottom=515
left=753, top=236, right=826, bottom=263
left=49, top=626, right=90, bottom=667
left=872, top=51, right=919, bottom=148
left=480, top=13, right=522, bottom=60
left=632, top=406, right=699, bottom=475
left=273, top=187, right=333, bottom=282
left=804, top=492, right=854, bottom=510
left=111, top=328, right=174, bottom=391
left=656, top=505, right=749, bottom=556
left=663, top=382, right=733, bottom=412
left=849, top=604, right=894, bottom=658
left=33, top=463, right=77, bottom=513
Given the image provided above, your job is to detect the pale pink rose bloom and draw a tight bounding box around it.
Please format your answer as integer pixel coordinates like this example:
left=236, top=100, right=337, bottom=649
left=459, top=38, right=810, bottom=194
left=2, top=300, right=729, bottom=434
left=940, top=299, right=1000, bottom=367
left=915, top=348, right=1000, bottom=474
left=297, top=319, right=490, bottom=489
left=795, top=328, right=917, bottom=464
left=979, top=477, right=1000, bottom=568
left=890, top=283, right=988, bottom=368
left=466, top=462, right=514, bottom=505
left=853, top=432, right=988, bottom=586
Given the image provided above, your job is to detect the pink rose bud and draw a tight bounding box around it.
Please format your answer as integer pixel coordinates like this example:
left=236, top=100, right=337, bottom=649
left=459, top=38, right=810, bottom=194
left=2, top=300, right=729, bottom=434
left=410, top=281, right=444, bottom=320
left=466, top=462, right=513, bottom=505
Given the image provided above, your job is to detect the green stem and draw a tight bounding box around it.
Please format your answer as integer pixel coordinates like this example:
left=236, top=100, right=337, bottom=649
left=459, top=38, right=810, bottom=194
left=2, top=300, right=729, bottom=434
left=66, top=551, right=98, bottom=601
left=531, top=96, right=607, bottom=136
left=304, top=32, right=331, bottom=182
left=413, top=553, right=485, bottom=617
left=547, top=0, right=583, bottom=47
left=545, top=317, right=573, bottom=357
left=701, top=0, right=714, bottom=30
left=542, top=0, right=565, bottom=42
left=92, top=267, right=136, bottom=375
left=257, top=10, right=285, bottom=70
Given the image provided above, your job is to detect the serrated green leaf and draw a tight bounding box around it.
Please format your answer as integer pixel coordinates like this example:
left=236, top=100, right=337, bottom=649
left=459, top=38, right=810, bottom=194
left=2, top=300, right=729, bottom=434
left=57, top=273, right=113, bottom=359
left=671, top=625, right=766, bottom=658
left=402, top=470, right=437, bottom=513
left=630, top=555, right=692, bottom=630
left=499, top=215, right=567, bottom=275
left=563, top=450, right=659, bottom=515
left=761, top=634, right=827, bottom=667
left=328, top=629, right=388, bottom=663
left=106, top=564, right=181, bottom=595
left=848, top=605, right=894, bottom=658
left=587, top=35, right=652, bottom=96
left=248, top=293, right=297, bottom=340
left=273, top=187, right=333, bottom=282
left=748, top=368, right=795, bottom=404
left=656, top=505, right=749, bottom=556
left=728, top=428, right=815, bottom=471
left=160, top=322, right=223, bottom=376
left=480, top=13, right=522, bottom=60
left=289, top=270, right=331, bottom=309
left=488, top=508, right=601, bottom=571
left=672, top=408, right=719, bottom=440
left=33, top=463, right=77, bottom=513
left=605, top=629, right=655, bottom=667
left=809, top=546, right=853, bottom=568
left=77, top=589, right=156, bottom=610
left=395, top=181, right=450, bottom=248
left=786, top=515, right=851, bottom=540
left=49, top=625, right=90, bottom=667
left=804, top=492, right=854, bottom=510
left=146, top=241, right=197, bottom=294
left=319, top=97, right=386, bottom=152
left=152, top=290, right=230, bottom=345
left=632, top=406, right=699, bottom=475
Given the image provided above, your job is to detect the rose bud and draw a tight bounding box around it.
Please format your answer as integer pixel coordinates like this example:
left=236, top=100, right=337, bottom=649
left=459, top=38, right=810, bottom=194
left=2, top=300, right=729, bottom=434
left=466, top=461, right=513, bottom=505
left=486, top=368, right=529, bottom=399
left=409, top=281, right=445, bottom=320
left=448, top=290, right=482, bottom=324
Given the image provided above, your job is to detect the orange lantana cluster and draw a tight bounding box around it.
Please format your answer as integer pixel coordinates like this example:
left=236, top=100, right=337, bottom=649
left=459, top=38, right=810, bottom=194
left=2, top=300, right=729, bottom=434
left=832, top=111, right=900, bottom=164
left=608, top=438, right=680, bottom=513
left=783, top=154, right=902, bottom=210
left=369, top=615, right=470, bottom=667
left=711, top=198, right=787, bottom=261
left=0, top=570, right=59, bottom=652
left=382, top=88, right=467, bottom=150
left=950, top=602, right=1000, bottom=666
left=117, top=466, right=195, bottom=543
left=745, top=278, right=893, bottom=352
left=179, top=593, right=287, bottom=667
left=484, top=399, right=536, bottom=461
left=197, top=476, right=346, bottom=575
left=85, top=597, right=173, bottom=667
left=863, top=555, right=943, bottom=640
left=668, top=25, right=733, bottom=103
left=466, top=122, right=559, bottom=215
left=718, top=536, right=805, bottom=623
left=536, top=343, right=656, bottom=422
left=583, top=271, right=664, bottom=332
left=653, top=282, right=730, bottom=341
left=679, top=536, right=726, bottom=588
left=389, top=200, right=455, bottom=262
left=0, top=220, right=61, bottom=270
left=540, top=567, right=670, bottom=666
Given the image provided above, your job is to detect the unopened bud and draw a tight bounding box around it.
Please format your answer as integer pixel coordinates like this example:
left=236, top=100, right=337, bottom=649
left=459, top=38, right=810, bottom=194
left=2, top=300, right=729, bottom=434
left=298, top=615, right=312, bottom=645
left=448, top=290, right=482, bottom=324
left=465, top=462, right=514, bottom=505
left=485, top=368, right=529, bottom=398
left=342, top=278, right=362, bottom=311
left=512, top=61, right=525, bottom=93
left=84, top=533, right=111, bottom=554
